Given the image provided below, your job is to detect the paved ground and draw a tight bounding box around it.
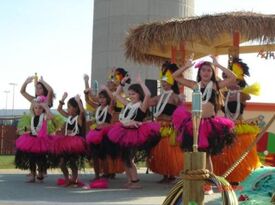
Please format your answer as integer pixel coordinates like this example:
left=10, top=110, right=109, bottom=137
left=0, top=169, right=222, bottom=205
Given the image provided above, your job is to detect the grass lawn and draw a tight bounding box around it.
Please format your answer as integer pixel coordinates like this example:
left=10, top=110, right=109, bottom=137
left=0, top=155, right=146, bottom=169
left=0, top=155, right=15, bottom=169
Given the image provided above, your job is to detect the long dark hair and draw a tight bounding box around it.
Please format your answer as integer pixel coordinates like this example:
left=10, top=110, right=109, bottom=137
left=128, top=84, right=144, bottom=102
left=68, top=97, right=86, bottom=137
left=98, top=90, right=111, bottom=105
left=35, top=82, right=55, bottom=108
left=196, top=61, right=223, bottom=113
left=161, top=61, right=180, bottom=94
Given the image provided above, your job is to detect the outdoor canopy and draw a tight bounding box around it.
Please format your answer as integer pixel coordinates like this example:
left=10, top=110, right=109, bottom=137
left=125, top=12, right=275, bottom=65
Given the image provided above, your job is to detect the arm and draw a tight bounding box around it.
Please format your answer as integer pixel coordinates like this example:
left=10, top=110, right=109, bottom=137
left=75, top=94, right=85, bottom=126
left=84, top=88, right=99, bottom=108
left=20, top=76, right=35, bottom=102
left=83, top=74, right=90, bottom=90
left=40, top=102, right=54, bottom=120
left=172, top=60, right=197, bottom=90
left=39, top=76, right=54, bottom=106
left=57, top=92, right=69, bottom=117
left=113, top=77, right=129, bottom=106
left=211, top=56, right=236, bottom=89
left=136, top=75, right=151, bottom=112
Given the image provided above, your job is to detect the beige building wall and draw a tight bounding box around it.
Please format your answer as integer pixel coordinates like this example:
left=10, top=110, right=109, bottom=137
left=91, top=0, right=194, bottom=86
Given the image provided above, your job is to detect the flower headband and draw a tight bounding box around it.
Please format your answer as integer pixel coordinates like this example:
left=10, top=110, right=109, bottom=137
left=34, top=96, right=47, bottom=103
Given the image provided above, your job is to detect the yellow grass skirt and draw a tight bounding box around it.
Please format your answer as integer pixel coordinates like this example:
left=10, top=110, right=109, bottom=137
left=212, top=123, right=261, bottom=182
left=148, top=121, right=184, bottom=176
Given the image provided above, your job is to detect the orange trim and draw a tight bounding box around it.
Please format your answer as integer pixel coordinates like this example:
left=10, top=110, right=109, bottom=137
left=246, top=102, right=275, bottom=111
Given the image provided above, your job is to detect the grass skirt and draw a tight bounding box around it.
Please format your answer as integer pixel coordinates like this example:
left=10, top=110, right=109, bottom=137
left=212, top=123, right=262, bottom=182
left=107, top=122, right=161, bottom=166
left=172, top=105, right=235, bottom=155
left=148, top=121, right=184, bottom=176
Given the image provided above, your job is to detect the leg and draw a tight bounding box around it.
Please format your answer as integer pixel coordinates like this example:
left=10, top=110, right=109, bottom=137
left=70, top=161, right=78, bottom=184
left=93, top=158, right=101, bottom=179
left=59, top=158, right=70, bottom=186
left=27, top=158, right=36, bottom=183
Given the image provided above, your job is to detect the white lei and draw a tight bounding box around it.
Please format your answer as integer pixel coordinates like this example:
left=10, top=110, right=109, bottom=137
left=119, top=101, right=141, bottom=125
left=154, top=90, right=173, bottom=118
left=65, top=115, right=79, bottom=136
left=95, top=105, right=109, bottom=125
left=200, top=81, right=213, bottom=104
left=224, top=90, right=241, bottom=120
left=31, top=113, right=44, bottom=135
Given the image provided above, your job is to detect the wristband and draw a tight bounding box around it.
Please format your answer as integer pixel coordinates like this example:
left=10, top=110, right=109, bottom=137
left=59, top=100, right=65, bottom=105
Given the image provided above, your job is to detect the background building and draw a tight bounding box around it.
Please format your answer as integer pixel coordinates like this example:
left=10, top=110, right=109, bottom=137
left=91, top=0, right=194, bottom=97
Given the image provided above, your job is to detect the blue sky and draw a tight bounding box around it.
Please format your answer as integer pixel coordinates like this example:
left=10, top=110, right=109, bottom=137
left=0, top=0, right=274, bottom=109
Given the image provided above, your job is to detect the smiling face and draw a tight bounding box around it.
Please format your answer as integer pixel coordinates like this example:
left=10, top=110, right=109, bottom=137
left=128, top=89, right=140, bottom=103
left=198, top=64, right=214, bottom=83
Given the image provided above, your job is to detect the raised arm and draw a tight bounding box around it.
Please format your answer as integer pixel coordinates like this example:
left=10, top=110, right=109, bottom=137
left=83, top=74, right=90, bottom=90
left=114, top=76, right=129, bottom=106
left=57, top=92, right=69, bottom=117
left=75, top=94, right=85, bottom=126
left=136, top=74, right=151, bottom=113
left=84, top=88, right=99, bottom=108
left=39, top=76, right=54, bottom=106
left=20, top=76, right=35, bottom=102
left=40, top=102, right=54, bottom=120
left=172, top=60, right=197, bottom=90
left=211, top=56, right=236, bottom=89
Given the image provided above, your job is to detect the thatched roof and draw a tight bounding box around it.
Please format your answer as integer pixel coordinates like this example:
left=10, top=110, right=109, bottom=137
left=125, top=12, right=275, bottom=65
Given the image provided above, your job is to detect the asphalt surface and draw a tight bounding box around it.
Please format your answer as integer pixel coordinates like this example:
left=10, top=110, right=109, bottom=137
left=0, top=169, right=222, bottom=205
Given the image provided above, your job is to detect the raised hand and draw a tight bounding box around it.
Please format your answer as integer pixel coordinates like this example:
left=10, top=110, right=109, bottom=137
left=136, top=73, right=142, bottom=83
left=25, top=76, right=34, bottom=84
left=83, top=74, right=89, bottom=82
left=210, top=55, right=218, bottom=66
left=75, top=94, right=81, bottom=102
left=62, top=92, right=68, bottom=101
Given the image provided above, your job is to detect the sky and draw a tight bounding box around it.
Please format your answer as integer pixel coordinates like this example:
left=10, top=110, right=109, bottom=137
left=0, top=0, right=274, bottom=110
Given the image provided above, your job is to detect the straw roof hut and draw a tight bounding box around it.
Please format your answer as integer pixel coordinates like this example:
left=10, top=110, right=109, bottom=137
left=125, top=12, right=275, bottom=65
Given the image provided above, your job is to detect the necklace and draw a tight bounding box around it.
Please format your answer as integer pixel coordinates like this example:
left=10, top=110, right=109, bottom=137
left=119, top=101, right=141, bottom=124
left=31, top=113, right=44, bottom=135
left=154, top=90, right=173, bottom=117
left=225, top=90, right=241, bottom=120
left=65, top=115, right=79, bottom=136
left=200, top=81, right=213, bottom=104
left=95, top=105, right=109, bottom=124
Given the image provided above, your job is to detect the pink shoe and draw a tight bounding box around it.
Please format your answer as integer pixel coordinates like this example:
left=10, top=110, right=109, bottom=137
left=89, top=178, right=109, bottom=189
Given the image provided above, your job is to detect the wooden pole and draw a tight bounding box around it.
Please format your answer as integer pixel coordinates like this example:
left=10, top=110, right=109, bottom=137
left=183, top=84, right=206, bottom=205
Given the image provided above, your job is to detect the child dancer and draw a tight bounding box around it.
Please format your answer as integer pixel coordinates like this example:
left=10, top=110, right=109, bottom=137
left=172, top=56, right=236, bottom=194
left=85, top=86, right=113, bottom=181
left=108, top=75, right=160, bottom=189
left=213, top=58, right=261, bottom=183
left=20, top=75, right=54, bottom=107
left=148, top=62, right=183, bottom=183
left=15, top=96, right=53, bottom=182
left=52, top=93, right=86, bottom=186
